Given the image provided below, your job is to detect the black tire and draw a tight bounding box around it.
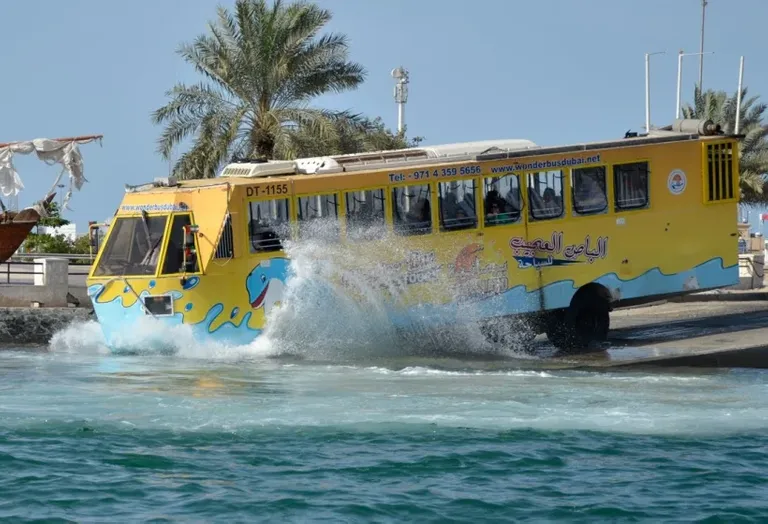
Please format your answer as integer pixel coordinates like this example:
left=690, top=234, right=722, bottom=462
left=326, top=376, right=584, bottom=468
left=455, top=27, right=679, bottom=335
left=545, top=297, right=610, bottom=354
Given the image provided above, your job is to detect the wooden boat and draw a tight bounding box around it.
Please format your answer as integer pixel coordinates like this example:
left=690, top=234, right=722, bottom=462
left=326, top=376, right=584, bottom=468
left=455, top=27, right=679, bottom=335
left=0, top=134, right=102, bottom=263
left=0, top=193, right=56, bottom=263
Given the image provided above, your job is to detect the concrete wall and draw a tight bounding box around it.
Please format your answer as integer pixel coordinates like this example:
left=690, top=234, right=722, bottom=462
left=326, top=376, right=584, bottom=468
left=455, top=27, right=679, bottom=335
left=0, top=258, right=73, bottom=307
left=736, top=254, right=765, bottom=290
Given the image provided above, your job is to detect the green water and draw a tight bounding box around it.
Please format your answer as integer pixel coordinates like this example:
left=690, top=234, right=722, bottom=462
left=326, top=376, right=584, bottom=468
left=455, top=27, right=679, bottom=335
left=1, top=347, right=768, bottom=522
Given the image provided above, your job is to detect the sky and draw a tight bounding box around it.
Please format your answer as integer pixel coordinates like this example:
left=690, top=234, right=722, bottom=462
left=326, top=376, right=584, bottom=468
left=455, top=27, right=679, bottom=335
left=3, top=0, right=768, bottom=234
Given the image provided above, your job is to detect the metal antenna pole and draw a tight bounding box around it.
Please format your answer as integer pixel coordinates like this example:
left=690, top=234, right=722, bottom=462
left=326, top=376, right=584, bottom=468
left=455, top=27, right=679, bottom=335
left=677, top=50, right=714, bottom=119
left=735, top=56, right=745, bottom=135
left=392, top=67, right=409, bottom=134
left=645, top=51, right=665, bottom=133
left=676, top=50, right=684, bottom=119
left=698, top=0, right=708, bottom=90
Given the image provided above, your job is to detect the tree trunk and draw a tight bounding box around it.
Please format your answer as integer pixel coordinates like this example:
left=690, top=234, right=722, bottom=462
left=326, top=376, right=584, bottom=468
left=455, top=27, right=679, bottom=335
left=252, top=127, right=275, bottom=160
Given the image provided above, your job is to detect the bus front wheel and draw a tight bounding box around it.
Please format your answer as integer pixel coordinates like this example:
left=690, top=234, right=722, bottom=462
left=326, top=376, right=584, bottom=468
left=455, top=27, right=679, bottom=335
left=545, top=298, right=610, bottom=354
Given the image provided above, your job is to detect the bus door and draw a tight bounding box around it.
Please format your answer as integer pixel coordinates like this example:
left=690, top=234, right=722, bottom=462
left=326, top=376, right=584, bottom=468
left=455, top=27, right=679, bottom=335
left=481, top=173, right=540, bottom=315
left=521, top=170, right=569, bottom=313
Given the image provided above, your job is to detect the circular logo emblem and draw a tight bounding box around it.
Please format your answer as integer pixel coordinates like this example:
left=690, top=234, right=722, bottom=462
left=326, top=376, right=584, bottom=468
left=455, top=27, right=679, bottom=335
left=668, top=169, right=687, bottom=195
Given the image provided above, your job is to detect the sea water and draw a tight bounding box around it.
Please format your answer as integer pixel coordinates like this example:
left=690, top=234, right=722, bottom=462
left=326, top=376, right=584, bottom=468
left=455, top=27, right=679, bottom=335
left=1, top=236, right=767, bottom=522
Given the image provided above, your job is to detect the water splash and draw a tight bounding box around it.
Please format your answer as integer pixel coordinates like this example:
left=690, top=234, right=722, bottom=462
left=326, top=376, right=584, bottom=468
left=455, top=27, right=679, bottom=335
left=52, top=220, right=539, bottom=361
left=48, top=317, right=271, bottom=361
left=252, top=220, right=537, bottom=361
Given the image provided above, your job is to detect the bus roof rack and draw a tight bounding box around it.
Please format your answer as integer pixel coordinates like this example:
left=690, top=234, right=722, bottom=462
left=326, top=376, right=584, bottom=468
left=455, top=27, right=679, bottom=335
left=295, top=138, right=539, bottom=175
left=214, top=121, right=726, bottom=180
left=216, top=138, right=538, bottom=178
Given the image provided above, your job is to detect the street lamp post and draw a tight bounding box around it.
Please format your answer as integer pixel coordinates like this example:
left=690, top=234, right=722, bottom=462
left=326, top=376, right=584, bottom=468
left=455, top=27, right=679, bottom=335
left=676, top=49, right=714, bottom=119
left=735, top=56, right=745, bottom=135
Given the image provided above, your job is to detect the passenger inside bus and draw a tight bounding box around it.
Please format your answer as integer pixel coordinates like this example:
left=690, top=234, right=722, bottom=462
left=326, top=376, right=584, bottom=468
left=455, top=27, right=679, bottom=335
left=439, top=184, right=477, bottom=231
left=484, top=189, right=518, bottom=225
left=250, top=220, right=283, bottom=252
left=529, top=187, right=562, bottom=219
left=406, top=197, right=431, bottom=232
left=573, top=167, right=607, bottom=214
left=393, top=185, right=432, bottom=235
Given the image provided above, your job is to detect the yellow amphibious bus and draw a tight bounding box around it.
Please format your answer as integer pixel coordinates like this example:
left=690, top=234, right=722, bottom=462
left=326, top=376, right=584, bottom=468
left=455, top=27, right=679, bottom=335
left=87, top=118, right=740, bottom=353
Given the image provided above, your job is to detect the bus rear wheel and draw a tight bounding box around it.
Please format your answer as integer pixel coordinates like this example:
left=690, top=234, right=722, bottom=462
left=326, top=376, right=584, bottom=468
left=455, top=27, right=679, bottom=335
left=545, top=298, right=610, bottom=354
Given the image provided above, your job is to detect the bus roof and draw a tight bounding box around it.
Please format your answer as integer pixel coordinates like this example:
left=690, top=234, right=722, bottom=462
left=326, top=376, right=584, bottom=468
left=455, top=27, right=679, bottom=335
left=128, top=119, right=736, bottom=194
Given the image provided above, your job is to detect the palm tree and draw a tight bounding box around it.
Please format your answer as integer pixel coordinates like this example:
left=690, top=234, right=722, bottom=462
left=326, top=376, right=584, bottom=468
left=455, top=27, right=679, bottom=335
left=289, top=115, right=424, bottom=157
left=681, top=86, right=768, bottom=204
left=152, top=0, right=367, bottom=179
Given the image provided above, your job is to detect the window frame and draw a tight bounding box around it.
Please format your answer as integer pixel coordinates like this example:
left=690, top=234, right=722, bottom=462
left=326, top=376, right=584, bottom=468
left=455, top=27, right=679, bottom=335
left=571, top=165, right=609, bottom=216
left=344, top=187, right=388, bottom=241
left=438, top=178, right=478, bottom=233
left=703, top=141, right=738, bottom=204
left=526, top=169, right=566, bottom=222
left=246, top=196, right=292, bottom=254
left=160, top=212, right=202, bottom=276
left=612, top=160, right=650, bottom=212
left=296, top=191, right=342, bottom=241
left=213, top=213, right=235, bottom=260
left=390, top=182, right=434, bottom=236
left=91, top=212, right=170, bottom=278
left=482, top=173, right=523, bottom=228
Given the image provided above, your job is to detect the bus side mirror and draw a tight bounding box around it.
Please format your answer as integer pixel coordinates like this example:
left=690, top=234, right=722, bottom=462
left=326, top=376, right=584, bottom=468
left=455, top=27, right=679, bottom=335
left=88, top=222, right=100, bottom=251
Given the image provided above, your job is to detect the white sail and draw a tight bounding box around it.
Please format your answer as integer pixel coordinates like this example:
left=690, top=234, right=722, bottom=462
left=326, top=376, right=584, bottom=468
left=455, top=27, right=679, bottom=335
left=0, top=135, right=101, bottom=210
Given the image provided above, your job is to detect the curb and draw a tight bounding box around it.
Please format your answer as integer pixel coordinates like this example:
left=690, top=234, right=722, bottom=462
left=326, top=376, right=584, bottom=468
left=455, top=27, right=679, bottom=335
left=668, top=292, right=768, bottom=302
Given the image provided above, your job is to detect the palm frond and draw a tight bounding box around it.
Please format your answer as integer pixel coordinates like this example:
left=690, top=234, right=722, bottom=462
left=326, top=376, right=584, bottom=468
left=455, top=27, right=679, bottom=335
left=153, top=0, right=372, bottom=163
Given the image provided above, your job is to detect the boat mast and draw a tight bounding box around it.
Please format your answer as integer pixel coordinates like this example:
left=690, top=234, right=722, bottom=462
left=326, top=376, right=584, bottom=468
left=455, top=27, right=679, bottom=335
left=0, top=134, right=103, bottom=148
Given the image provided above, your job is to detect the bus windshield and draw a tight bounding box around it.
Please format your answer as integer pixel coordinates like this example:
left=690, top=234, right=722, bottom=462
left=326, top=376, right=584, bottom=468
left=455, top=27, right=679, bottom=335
left=92, top=213, right=168, bottom=276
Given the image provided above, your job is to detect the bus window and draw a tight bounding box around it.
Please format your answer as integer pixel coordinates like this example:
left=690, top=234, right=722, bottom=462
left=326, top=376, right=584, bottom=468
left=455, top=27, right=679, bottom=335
left=214, top=214, right=234, bottom=259
left=392, top=184, right=432, bottom=235
left=248, top=198, right=290, bottom=252
left=297, top=193, right=340, bottom=240
left=345, top=189, right=386, bottom=241
left=528, top=170, right=564, bottom=220
left=162, top=214, right=199, bottom=274
left=439, top=180, right=477, bottom=231
left=614, top=161, right=649, bottom=210
left=92, top=213, right=168, bottom=276
left=483, top=174, right=521, bottom=226
left=572, top=166, right=608, bottom=215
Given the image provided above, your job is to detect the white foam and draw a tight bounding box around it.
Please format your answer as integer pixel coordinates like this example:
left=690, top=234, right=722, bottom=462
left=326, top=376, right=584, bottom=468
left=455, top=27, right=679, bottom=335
left=50, top=220, right=538, bottom=362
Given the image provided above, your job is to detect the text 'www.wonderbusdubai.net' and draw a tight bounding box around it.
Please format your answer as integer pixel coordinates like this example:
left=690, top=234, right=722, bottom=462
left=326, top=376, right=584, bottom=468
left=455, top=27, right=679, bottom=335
left=489, top=154, right=601, bottom=174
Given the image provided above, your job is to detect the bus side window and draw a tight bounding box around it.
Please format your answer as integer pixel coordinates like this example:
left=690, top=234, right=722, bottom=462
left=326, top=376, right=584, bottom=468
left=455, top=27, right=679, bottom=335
left=528, top=170, right=564, bottom=221
left=438, top=180, right=477, bottom=232
left=614, top=162, right=649, bottom=210
left=392, top=184, right=432, bottom=235
left=483, top=174, right=521, bottom=226
left=162, top=213, right=199, bottom=274
left=214, top=214, right=234, bottom=259
left=297, top=193, right=340, bottom=241
left=345, top=188, right=386, bottom=241
left=248, top=198, right=290, bottom=253
left=572, top=166, right=608, bottom=215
